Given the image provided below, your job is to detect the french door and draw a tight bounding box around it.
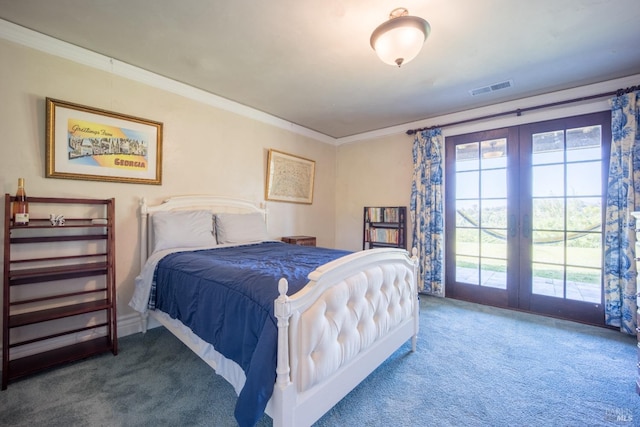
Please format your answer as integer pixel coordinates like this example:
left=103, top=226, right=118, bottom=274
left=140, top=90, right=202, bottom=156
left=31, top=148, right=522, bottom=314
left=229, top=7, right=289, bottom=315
left=444, top=111, right=611, bottom=325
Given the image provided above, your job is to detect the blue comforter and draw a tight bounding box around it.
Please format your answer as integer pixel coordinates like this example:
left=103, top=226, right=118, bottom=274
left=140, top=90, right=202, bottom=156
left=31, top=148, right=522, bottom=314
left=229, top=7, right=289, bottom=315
left=152, top=241, right=350, bottom=427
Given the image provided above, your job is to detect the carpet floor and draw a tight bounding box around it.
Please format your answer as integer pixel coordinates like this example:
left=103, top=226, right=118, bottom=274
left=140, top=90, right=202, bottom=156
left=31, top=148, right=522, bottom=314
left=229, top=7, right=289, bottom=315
left=1, top=296, right=638, bottom=426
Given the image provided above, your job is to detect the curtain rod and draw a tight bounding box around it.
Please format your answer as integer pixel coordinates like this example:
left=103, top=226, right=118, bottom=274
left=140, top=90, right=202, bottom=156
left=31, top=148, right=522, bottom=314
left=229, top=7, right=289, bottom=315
left=406, top=84, right=640, bottom=135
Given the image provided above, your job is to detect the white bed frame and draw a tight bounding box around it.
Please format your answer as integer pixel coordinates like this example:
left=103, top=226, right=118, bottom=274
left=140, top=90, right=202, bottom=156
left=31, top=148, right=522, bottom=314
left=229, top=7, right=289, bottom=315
left=137, top=195, right=419, bottom=427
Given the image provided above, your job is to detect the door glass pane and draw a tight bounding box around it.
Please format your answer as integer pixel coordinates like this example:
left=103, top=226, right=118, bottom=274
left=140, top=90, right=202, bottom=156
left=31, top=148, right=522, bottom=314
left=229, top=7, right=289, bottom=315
left=566, top=125, right=602, bottom=162
left=456, top=171, right=479, bottom=199
left=532, top=130, right=564, bottom=164
left=481, top=259, right=506, bottom=289
left=532, top=262, right=564, bottom=296
left=530, top=122, right=604, bottom=303
left=567, top=235, right=601, bottom=268
left=532, top=232, right=565, bottom=264
left=456, top=228, right=479, bottom=257
left=532, top=164, right=564, bottom=197
left=567, top=197, right=601, bottom=231
left=532, top=198, right=564, bottom=231
left=481, top=230, right=507, bottom=259
left=481, top=168, right=507, bottom=198
left=567, top=162, right=601, bottom=196
left=454, top=138, right=508, bottom=291
left=566, top=266, right=601, bottom=303
left=480, top=199, right=507, bottom=228
left=481, top=139, right=507, bottom=167
left=456, top=142, right=479, bottom=170
left=456, top=255, right=479, bottom=285
left=456, top=200, right=479, bottom=227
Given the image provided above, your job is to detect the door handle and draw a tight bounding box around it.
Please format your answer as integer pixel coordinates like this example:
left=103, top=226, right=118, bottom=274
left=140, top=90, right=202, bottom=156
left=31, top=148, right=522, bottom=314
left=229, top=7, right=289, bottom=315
left=523, top=214, right=531, bottom=239
left=509, top=214, right=516, bottom=237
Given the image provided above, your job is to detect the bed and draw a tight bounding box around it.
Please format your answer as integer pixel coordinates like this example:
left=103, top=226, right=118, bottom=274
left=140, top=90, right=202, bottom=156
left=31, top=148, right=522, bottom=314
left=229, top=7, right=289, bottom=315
left=129, top=195, right=419, bottom=427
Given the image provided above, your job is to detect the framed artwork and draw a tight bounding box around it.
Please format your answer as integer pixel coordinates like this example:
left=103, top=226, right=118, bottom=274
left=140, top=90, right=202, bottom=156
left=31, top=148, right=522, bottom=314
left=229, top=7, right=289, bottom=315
left=45, top=98, right=163, bottom=185
left=265, top=149, right=315, bottom=204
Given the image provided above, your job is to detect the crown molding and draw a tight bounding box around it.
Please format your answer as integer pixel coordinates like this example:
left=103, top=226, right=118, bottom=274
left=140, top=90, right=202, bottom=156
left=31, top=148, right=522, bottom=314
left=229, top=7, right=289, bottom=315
left=336, top=73, right=640, bottom=145
left=0, top=19, right=337, bottom=145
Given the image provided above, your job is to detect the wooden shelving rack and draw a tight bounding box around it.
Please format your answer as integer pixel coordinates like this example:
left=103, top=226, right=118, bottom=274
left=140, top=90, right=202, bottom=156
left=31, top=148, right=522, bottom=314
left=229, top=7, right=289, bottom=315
left=363, top=206, right=407, bottom=250
left=2, top=195, right=117, bottom=389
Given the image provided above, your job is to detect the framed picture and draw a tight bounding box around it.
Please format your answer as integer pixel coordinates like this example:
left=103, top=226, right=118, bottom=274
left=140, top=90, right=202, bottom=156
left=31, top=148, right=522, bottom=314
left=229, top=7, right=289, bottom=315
left=45, top=98, right=163, bottom=185
left=265, top=149, right=315, bottom=204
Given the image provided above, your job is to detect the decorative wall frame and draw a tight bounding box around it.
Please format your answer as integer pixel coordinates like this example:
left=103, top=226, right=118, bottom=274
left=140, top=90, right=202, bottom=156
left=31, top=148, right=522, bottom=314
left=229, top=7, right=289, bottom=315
left=265, top=149, right=315, bottom=204
left=45, top=98, right=163, bottom=185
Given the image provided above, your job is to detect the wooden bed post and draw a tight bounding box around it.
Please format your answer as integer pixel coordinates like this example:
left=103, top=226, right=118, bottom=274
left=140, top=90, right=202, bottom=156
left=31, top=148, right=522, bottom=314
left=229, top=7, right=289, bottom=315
left=272, top=278, right=295, bottom=427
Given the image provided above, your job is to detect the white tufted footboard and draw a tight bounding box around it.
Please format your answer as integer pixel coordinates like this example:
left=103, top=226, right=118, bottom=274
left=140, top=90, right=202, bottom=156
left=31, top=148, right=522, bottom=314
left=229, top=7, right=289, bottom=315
left=269, top=248, right=419, bottom=427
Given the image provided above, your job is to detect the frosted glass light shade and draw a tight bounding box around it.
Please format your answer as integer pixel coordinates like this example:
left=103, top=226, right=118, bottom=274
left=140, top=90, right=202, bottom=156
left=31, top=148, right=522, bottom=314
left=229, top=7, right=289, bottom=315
left=370, top=13, right=430, bottom=67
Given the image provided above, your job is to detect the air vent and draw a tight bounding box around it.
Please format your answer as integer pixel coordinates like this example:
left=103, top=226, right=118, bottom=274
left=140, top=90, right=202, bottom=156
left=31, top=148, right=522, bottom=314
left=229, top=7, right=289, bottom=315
left=469, top=79, right=514, bottom=96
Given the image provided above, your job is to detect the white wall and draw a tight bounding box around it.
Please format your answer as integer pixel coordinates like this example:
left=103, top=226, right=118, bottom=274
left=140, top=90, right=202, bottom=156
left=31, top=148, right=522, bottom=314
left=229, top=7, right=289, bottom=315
left=0, top=38, right=337, bottom=336
left=335, top=135, right=413, bottom=251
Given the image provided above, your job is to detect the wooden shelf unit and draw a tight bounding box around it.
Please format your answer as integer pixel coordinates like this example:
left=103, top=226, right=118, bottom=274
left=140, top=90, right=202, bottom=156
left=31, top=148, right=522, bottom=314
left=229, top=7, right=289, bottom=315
left=363, top=206, right=407, bottom=250
left=2, top=195, right=117, bottom=389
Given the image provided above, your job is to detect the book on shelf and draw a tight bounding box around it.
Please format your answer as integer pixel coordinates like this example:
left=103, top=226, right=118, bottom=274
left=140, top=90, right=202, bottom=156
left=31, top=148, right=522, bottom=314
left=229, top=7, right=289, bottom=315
left=369, top=228, right=399, bottom=244
left=366, top=207, right=403, bottom=223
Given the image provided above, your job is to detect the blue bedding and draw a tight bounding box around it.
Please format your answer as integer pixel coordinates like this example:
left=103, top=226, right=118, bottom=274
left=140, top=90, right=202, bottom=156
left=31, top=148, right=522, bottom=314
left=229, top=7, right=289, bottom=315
left=152, top=241, right=351, bottom=427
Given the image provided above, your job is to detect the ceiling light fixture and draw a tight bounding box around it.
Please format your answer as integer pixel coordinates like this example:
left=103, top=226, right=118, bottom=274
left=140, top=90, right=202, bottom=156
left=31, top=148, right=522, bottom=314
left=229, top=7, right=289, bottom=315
left=370, top=7, right=430, bottom=67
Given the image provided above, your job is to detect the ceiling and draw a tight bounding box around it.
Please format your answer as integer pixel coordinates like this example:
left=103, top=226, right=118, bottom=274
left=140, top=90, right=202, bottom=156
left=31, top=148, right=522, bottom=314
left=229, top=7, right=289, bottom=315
left=0, top=0, right=639, bottom=140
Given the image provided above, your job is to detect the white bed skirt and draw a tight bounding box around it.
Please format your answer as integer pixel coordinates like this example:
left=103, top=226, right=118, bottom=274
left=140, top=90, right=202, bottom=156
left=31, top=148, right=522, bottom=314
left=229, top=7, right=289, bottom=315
left=146, top=309, right=281, bottom=418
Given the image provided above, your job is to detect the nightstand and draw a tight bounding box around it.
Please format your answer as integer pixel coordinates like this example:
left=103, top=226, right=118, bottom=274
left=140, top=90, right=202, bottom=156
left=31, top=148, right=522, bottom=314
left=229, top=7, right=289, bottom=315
left=282, top=235, right=316, bottom=247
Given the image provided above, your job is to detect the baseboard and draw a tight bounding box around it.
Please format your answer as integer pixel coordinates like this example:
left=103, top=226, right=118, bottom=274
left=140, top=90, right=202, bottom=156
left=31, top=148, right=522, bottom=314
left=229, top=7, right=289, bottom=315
left=1, top=312, right=160, bottom=361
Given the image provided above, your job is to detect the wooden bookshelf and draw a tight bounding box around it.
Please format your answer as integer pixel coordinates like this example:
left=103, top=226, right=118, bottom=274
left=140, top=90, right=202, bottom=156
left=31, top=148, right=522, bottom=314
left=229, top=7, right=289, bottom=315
left=2, top=195, right=117, bottom=389
left=363, top=206, right=407, bottom=250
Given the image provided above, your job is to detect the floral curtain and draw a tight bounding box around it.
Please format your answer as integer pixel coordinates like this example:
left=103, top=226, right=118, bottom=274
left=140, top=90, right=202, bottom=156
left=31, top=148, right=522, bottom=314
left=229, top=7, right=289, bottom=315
left=410, top=128, right=444, bottom=295
left=604, top=90, right=640, bottom=334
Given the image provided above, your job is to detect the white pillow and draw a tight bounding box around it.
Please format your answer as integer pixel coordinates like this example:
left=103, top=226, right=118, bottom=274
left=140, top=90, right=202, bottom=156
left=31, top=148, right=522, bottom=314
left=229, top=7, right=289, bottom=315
left=215, top=212, right=269, bottom=244
left=152, top=210, right=217, bottom=252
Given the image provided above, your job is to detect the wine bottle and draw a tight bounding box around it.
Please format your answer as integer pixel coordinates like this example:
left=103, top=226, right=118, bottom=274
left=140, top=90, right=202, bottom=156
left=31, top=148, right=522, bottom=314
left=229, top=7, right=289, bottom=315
left=12, top=178, right=29, bottom=226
